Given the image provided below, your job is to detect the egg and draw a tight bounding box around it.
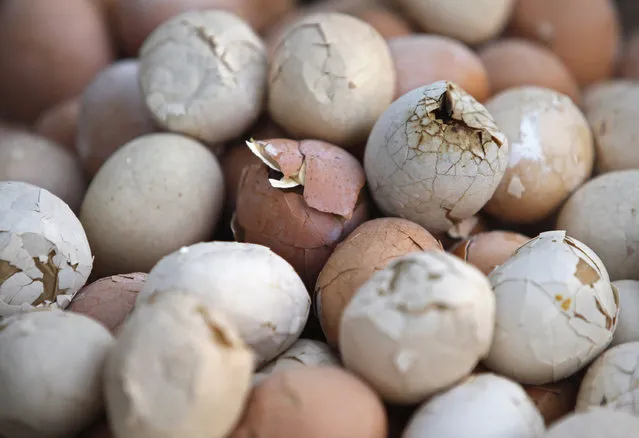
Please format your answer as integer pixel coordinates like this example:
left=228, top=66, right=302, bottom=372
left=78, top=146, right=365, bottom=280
left=478, top=38, right=580, bottom=102
left=389, top=34, right=490, bottom=101
left=355, top=7, right=413, bottom=40
left=610, top=280, right=639, bottom=346
left=507, top=0, right=620, bottom=86
left=483, top=86, right=594, bottom=224
left=33, top=98, right=80, bottom=153
left=230, top=367, right=388, bottom=438
left=484, top=230, right=619, bottom=385
left=556, top=170, right=639, bottom=281
left=315, top=217, right=442, bottom=347
left=364, top=80, right=509, bottom=233
left=450, top=230, right=531, bottom=275
left=545, top=408, right=639, bottom=437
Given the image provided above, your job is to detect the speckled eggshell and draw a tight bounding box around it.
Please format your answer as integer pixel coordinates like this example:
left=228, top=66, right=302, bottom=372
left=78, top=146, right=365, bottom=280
left=484, top=230, right=619, bottom=385
left=483, top=86, right=594, bottom=224
left=79, top=133, right=224, bottom=277
left=610, top=280, right=639, bottom=346
left=364, top=80, right=510, bottom=233
left=67, top=273, right=147, bottom=334
left=315, top=217, right=443, bottom=347
left=268, top=12, right=396, bottom=147
left=545, top=408, right=639, bottom=438
left=451, top=230, right=530, bottom=275
left=139, top=10, right=267, bottom=145
left=0, top=182, right=93, bottom=320
left=556, top=170, right=639, bottom=281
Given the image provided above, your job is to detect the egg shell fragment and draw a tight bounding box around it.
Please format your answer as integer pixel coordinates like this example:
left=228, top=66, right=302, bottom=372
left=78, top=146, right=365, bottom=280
left=485, top=230, right=619, bottom=385
left=340, top=250, right=495, bottom=404
left=0, top=182, right=93, bottom=319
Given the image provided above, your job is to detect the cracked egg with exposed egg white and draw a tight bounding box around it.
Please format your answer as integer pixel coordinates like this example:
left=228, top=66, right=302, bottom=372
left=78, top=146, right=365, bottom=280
left=364, top=80, right=509, bottom=234
left=484, top=230, right=619, bottom=385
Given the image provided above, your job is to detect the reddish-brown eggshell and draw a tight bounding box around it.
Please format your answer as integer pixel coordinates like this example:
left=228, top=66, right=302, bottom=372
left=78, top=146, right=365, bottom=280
left=33, top=98, right=81, bottom=153
left=450, top=230, right=530, bottom=275
left=67, top=272, right=148, bottom=334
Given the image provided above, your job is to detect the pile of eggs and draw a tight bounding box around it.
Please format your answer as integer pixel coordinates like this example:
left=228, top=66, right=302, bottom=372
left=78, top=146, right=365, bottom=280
left=2, top=0, right=639, bottom=437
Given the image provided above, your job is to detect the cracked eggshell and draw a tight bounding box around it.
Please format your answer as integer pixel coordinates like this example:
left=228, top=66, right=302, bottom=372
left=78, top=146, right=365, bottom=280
left=0, top=128, right=86, bottom=212
left=253, top=339, right=340, bottom=384
left=79, top=133, right=224, bottom=277
left=315, top=217, right=443, bottom=347
left=611, top=280, right=639, bottom=346
left=483, top=86, right=594, bottom=224
left=34, top=98, right=80, bottom=153
left=364, top=80, right=509, bottom=234
left=575, top=341, right=639, bottom=414
left=524, top=379, right=578, bottom=425
left=233, top=139, right=369, bottom=287
left=582, top=81, right=639, bottom=173
left=0, top=182, right=92, bottom=319
left=340, top=250, right=495, bottom=403
left=389, top=34, right=490, bottom=102
left=67, top=272, right=147, bottom=334
left=268, top=12, right=396, bottom=147
left=545, top=407, right=639, bottom=438
left=104, top=291, right=254, bottom=438
left=402, top=373, right=546, bottom=438
left=139, top=10, right=267, bottom=145
left=556, top=170, right=639, bottom=281
left=0, top=310, right=115, bottom=438
left=395, top=0, right=515, bottom=45
left=484, top=230, right=620, bottom=385
left=230, top=366, right=388, bottom=438
left=137, top=241, right=310, bottom=367
left=77, top=60, right=157, bottom=177
left=451, top=230, right=531, bottom=276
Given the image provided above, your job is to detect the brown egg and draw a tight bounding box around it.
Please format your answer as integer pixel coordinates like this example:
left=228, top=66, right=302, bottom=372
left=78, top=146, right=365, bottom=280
left=315, top=217, right=442, bottom=347
left=507, top=0, right=620, bottom=86
left=67, top=273, right=147, bottom=334
left=436, top=214, right=490, bottom=250
left=355, top=7, right=412, bottom=40
left=619, top=31, right=639, bottom=79
left=223, top=146, right=261, bottom=214
left=113, top=0, right=295, bottom=56
left=525, top=379, right=578, bottom=425
left=0, top=0, right=114, bottom=123
left=389, top=34, right=490, bottom=101
left=33, top=98, right=80, bottom=153
left=230, top=366, right=387, bottom=438
left=233, top=139, right=369, bottom=288
left=450, top=230, right=530, bottom=275
left=479, top=38, right=580, bottom=103
left=77, top=60, right=157, bottom=177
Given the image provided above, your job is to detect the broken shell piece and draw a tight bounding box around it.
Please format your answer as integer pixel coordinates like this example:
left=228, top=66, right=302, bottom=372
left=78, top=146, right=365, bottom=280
left=484, top=230, right=619, bottom=385
left=104, top=291, right=254, bottom=438
left=0, top=181, right=93, bottom=320
left=340, top=250, right=495, bottom=404
left=575, top=342, right=639, bottom=415
left=364, top=80, right=509, bottom=233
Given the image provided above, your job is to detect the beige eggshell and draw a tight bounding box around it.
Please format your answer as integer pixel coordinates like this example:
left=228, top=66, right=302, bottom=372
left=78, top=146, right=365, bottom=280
left=483, top=86, right=594, bottom=224
left=315, top=218, right=443, bottom=347
left=610, top=280, right=639, bottom=346
left=556, top=170, right=639, bottom=281
left=77, top=60, right=157, bottom=177
left=546, top=408, right=639, bottom=437
left=576, top=342, right=639, bottom=415
left=0, top=128, right=85, bottom=212
left=268, top=12, right=396, bottom=148
left=451, top=230, right=530, bottom=275
left=582, top=81, right=639, bottom=173
left=355, top=7, right=412, bottom=40
left=364, top=80, right=509, bottom=233
left=0, top=0, right=114, bottom=123
left=340, top=251, right=496, bottom=403
left=113, top=0, right=294, bottom=56
left=139, top=10, right=267, bottom=145
left=67, top=273, right=148, bottom=334
left=79, top=133, right=224, bottom=277
left=230, top=366, right=387, bottom=438
left=389, top=34, right=490, bottom=101
left=508, top=0, right=620, bottom=86
left=478, top=38, right=580, bottom=103
left=485, top=230, right=619, bottom=385
left=524, top=379, right=578, bottom=425
left=33, top=98, right=80, bottom=153
left=104, top=291, right=254, bottom=438
left=395, top=0, right=516, bottom=45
